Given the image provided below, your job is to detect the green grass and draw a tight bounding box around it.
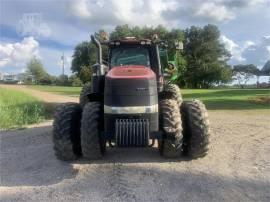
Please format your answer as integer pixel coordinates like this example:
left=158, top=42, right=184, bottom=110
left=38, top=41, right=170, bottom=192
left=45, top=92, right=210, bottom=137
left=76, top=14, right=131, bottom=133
left=0, top=87, right=46, bottom=129
left=28, top=85, right=81, bottom=96
left=27, top=85, right=270, bottom=111
left=181, top=89, right=270, bottom=110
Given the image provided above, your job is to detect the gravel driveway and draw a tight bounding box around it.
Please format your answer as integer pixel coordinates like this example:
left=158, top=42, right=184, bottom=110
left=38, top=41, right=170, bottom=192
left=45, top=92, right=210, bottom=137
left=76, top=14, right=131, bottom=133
left=1, top=110, right=269, bottom=202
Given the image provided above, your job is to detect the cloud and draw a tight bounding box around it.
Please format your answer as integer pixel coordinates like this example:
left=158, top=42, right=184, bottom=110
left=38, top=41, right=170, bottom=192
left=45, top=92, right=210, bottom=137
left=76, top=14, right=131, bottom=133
left=221, top=35, right=270, bottom=67
left=220, top=35, right=245, bottom=62
left=225, top=0, right=269, bottom=8
left=67, top=0, right=178, bottom=27
left=194, top=2, right=235, bottom=22
left=0, top=37, right=39, bottom=72
left=68, top=0, right=92, bottom=19
left=163, top=0, right=270, bottom=23
left=242, top=35, right=270, bottom=66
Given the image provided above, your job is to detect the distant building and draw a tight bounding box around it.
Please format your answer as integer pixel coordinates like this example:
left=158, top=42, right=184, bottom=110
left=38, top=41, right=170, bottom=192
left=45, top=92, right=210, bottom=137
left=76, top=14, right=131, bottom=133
left=3, top=74, right=18, bottom=83
left=0, top=72, right=27, bottom=84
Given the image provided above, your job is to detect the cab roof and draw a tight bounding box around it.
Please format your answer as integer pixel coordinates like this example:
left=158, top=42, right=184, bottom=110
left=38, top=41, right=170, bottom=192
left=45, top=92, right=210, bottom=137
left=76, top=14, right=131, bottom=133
left=107, top=37, right=153, bottom=47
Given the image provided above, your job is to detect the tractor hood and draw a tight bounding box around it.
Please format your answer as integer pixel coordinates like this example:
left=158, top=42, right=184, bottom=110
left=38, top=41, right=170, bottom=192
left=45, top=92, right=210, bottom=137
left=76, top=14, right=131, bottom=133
left=104, top=65, right=157, bottom=107
left=106, top=65, right=155, bottom=80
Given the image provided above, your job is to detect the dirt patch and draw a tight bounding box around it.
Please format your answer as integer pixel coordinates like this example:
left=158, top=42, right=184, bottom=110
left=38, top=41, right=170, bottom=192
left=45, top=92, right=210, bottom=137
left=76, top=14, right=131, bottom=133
left=1, top=111, right=270, bottom=201
left=249, top=96, right=270, bottom=104
left=0, top=84, right=78, bottom=103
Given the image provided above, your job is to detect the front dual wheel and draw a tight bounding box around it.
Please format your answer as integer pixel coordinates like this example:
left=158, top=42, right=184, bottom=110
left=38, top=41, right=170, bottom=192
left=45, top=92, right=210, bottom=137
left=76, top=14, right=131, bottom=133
left=159, top=99, right=210, bottom=159
left=81, top=102, right=106, bottom=160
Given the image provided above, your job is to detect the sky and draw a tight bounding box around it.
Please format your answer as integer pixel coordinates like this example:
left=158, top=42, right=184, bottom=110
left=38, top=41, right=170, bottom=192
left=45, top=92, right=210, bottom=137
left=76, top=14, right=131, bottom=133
left=0, top=0, right=270, bottom=81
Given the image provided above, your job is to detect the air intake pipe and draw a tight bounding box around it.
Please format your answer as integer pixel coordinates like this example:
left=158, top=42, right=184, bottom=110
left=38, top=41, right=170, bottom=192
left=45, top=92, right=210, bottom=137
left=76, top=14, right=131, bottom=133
left=91, top=35, right=102, bottom=65
left=90, top=35, right=105, bottom=94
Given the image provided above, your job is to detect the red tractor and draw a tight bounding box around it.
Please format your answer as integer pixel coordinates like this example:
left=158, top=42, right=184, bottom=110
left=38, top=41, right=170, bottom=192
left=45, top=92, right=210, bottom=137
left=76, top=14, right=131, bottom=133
left=52, top=35, right=210, bottom=161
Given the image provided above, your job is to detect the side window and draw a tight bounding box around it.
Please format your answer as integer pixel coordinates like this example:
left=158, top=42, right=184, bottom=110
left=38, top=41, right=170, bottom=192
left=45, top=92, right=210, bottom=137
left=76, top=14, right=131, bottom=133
left=159, top=49, right=168, bottom=71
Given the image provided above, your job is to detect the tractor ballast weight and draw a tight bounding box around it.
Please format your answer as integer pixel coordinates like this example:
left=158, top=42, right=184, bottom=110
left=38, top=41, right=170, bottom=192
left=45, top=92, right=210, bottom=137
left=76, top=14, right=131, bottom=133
left=52, top=34, right=210, bottom=161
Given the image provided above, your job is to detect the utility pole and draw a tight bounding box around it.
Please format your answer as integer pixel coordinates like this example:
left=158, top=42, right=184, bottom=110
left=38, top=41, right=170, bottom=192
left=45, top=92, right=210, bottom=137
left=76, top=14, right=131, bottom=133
left=61, top=52, right=65, bottom=76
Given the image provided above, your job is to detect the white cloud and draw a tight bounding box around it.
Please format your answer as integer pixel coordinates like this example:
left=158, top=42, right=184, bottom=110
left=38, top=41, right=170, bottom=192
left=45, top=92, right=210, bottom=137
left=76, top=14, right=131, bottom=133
left=220, top=35, right=245, bottom=62
left=67, top=0, right=178, bottom=27
left=69, top=0, right=91, bottom=19
left=221, top=35, right=270, bottom=67
left=162, top=0, right=270, bottom=24
left=194, top=2, right=235, bottom=22
left=243, top=41, right=255, bottom=49
left=267, top=46, right=270, bottom=55
left=0, top=37, right=39, bottom=71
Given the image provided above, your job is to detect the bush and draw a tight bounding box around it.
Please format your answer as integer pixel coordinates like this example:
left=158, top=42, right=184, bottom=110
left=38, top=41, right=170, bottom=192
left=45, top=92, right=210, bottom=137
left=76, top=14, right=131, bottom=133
left=0, top=88, right=45, bottom=129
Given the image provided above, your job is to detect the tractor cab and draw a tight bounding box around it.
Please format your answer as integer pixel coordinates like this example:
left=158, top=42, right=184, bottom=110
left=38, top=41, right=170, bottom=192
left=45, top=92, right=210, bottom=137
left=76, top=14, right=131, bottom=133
left=91, top=36, right=164, bottom=96
left=108, top=38, right=154, bottom=68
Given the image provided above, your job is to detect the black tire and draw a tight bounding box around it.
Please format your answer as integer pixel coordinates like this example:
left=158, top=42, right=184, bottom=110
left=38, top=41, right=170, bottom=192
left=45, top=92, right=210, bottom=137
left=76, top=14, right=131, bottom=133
left=81, top=102, right=105, bottom=160
left=80, top=82, right=91, bottom=108
left=53, top=103, right=82, bottom=161
left=158, top=99, right=183, bottom=158
left=181, top=100, right=210, bottom=158
left=164, top=84, right=182, bottom=107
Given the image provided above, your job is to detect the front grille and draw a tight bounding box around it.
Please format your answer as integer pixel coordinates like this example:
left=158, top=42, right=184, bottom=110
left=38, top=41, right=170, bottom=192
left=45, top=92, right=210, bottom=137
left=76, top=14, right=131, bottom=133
left=115, top=119, right=149, bottom=147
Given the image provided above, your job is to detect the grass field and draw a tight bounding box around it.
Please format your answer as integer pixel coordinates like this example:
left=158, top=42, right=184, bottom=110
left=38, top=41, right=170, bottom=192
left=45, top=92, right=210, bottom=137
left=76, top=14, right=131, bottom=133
left=0, top=87, right=45, bottom=129
left=181, top=89, right=270, bottom=110
left=27, top=85, right=270, bottom=110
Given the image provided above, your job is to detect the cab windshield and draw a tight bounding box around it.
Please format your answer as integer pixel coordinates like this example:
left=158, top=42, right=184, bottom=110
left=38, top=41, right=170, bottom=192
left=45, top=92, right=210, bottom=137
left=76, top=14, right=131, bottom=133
left=110, top=47, right=150, bottom=67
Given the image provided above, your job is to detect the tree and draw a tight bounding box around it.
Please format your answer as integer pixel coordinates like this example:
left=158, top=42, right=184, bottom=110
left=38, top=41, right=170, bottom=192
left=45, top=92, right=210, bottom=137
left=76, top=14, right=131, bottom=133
left=71, top=41, right=95, bottom=74
left=79, top=65, right=92, bottom=83
left=233, top=64, right=258, bottom=88
left=39, top=74, right=53, bottom=85
left=183, top=25, right=232, bottom=88
left=71, top=30, right=109, bottom=82
left=69, top=74, right=83, bottom=86
left=56, top=74, right=69, bottom=86
left=26, top=57, right=47, bottom=84
left=261, top=60, right=270, bottom=76
left=110, top=24, right=132, bottom=40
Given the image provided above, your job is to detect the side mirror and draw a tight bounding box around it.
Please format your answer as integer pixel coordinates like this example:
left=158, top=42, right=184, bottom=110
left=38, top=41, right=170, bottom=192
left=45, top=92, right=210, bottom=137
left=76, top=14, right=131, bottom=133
left=168, top=63, right=176, bottom=70
left=175, top=41, right=183, bottom=50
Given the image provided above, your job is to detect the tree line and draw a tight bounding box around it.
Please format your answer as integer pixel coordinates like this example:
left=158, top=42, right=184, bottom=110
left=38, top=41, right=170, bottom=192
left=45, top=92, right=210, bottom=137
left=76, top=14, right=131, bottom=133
left=24, top=57, right=82, bottom=86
